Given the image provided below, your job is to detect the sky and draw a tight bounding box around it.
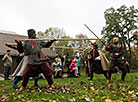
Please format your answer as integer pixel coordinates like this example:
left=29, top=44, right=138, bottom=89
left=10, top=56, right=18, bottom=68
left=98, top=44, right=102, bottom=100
left=0, top=0, right=138, bottom=38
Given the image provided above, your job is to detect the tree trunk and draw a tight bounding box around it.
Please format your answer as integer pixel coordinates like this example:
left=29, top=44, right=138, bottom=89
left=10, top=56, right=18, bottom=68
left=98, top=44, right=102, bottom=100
left=128, top=44, right=132, bottom=66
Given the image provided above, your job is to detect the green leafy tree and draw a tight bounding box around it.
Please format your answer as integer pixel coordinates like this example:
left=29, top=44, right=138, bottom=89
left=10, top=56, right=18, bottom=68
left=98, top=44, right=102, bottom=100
left=131, top=31, right=138, bottom=68
left=37, top=27, right=66, bottom=38
left=132, top=31, right=138, bottom=47
left=101, top=5, right=138, bottom=65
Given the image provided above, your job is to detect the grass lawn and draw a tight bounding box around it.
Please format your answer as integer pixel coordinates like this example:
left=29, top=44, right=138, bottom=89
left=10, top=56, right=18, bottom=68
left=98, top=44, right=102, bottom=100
left=0, top=73, right=138, bottom=102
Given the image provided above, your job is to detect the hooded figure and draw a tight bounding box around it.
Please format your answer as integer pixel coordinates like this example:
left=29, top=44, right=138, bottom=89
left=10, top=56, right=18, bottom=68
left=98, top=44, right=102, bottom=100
left=15, top=29, right=57, bottom=91
left=28, top=29, right=36, bottom=38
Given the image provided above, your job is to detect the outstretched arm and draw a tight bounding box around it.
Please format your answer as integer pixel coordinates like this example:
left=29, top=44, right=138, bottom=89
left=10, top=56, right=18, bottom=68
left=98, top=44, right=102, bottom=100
left=41, top=39, right=57, bottom=48
left=106, top=44, right=113, bottom=52
left=15, top=39, right=24, bottom=53
left=5, top=43, right=17, bottom=50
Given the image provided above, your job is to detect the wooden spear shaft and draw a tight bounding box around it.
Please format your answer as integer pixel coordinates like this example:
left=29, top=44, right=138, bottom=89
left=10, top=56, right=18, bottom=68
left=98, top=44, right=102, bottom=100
left=50, top=46, right=84, bottom=50
left=6, top=43, right=17, bottom=46
left=17, top=38, right=107, bottom=41
left=6, top=43, right=84, bottom=50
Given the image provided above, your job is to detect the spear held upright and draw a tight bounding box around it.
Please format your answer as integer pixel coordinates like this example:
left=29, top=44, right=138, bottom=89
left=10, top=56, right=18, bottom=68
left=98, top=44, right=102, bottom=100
left=84, top=24, right=107, bottom=46
left=84, top=24, right=114, bottom=54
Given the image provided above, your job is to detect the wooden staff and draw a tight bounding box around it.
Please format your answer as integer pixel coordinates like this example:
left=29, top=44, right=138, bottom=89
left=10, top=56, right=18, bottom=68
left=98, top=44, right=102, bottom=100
left=16, top=38, right=107, bottom=41
left=50, top=46, right=84, bottom=50
left=6, top=43, right=17, bottom=46
left=6, top=43, right=84, bottom=50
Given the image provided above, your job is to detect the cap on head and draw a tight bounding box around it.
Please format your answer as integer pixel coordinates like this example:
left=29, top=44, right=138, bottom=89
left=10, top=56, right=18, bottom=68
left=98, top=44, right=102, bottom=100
left=92, top=42, right=98, bottom=49
left=92, top=42, right=97, bottom=45
left=7, top=50, right=10, bottom=52
left=75, top=56, right=79, bottom=59
left=27, top=29, right=36, bottom=38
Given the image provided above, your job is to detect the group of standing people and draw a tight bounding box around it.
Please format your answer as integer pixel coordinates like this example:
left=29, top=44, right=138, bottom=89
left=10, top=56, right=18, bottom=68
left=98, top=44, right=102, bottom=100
left=2, top=28, right=130, bottom=91
left=87, top=37, right=130, bottom=83
left=4, top=29, right=57, bottom=91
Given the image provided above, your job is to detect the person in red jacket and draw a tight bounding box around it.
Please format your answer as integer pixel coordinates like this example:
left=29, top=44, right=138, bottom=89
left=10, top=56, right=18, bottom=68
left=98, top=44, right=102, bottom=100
left=69, top=56, right=79, bottom=77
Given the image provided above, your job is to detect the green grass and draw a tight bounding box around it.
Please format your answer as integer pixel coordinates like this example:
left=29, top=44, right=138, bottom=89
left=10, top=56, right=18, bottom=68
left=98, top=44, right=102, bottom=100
left=0, top=73, right=138, bottom=102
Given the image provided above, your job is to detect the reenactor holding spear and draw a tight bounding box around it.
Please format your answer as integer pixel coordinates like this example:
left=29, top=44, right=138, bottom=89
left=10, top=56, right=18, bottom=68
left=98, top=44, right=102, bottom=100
left=84, top=24, right=128, bottom=83
left=15, top=29, right=57, bottom=91
left=106, top=37, right=128, bottom=83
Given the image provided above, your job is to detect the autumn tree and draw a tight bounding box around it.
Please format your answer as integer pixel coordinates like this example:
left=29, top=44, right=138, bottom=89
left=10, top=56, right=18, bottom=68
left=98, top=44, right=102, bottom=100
left=37, top=27, right=66, bottom=38
left=101, top=5, right=138, bottom=65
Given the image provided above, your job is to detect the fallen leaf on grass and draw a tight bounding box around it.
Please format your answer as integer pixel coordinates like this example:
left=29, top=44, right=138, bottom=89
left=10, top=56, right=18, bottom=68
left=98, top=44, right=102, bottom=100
left=86, top=87, right=90, bottom=90
left=102, top=96, right=106, bottom=99
left=105, top=99, right=112, bottom=102
left=90, top=87, right=95, bottom=91
left=61, top=96, right=64, bottom=99
left=100, top=85, right=105, bottom=89
left=49, top=99, right=53, bottom=102
left=53, top=100, right=56, bottom=102
left=61, top=87, right=66, bottom=93
left=27, top=86, right=71, bottom=93
left=21, top=99, right=26, bottom=101
left=114, top=100, right=123, bottom=102
left=69, top=98, right=76, bottom=102
left=0, top=95, right=9, bottom=102
left=121, top=88, right=125, bottom=92
left=132, top=94, right=136, bottom=98
left=85, top=97, right=90, bottom=101
left=136, top=92, right=138, bottom=96
left=41, top=98, right=46, bottom=101
left=121, top=92, right=125, bottom=96
left=128, top=90, right=134, bottom=94
left=126, top=98, right=132, bottom=102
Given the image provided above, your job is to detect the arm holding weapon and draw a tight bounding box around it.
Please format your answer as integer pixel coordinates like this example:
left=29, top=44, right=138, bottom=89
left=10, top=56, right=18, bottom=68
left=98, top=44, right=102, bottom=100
left=15, top=39, right=24, bottom=54
left=40, top=38, right=57, bottom=48
left=106, top=44, right=123, bottom=57
left=5, top=43, right=17, bottom=50
left=84, top=24, right=115, bottom=55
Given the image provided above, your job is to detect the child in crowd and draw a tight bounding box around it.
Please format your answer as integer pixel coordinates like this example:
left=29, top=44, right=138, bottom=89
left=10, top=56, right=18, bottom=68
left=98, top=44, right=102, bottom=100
left=52, top=58, right=62, bottom=78
left=69, top=56, right=79, bottom=77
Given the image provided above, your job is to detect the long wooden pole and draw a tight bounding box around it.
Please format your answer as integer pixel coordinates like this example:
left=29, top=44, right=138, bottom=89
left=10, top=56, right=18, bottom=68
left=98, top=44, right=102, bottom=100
left=6, top=43, right=85, bottom=50
left=6, top=43, right=17, bottom=46
left=50, top=46, right=84, bottom=50
left=17, top=38, right=107, bottom=41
